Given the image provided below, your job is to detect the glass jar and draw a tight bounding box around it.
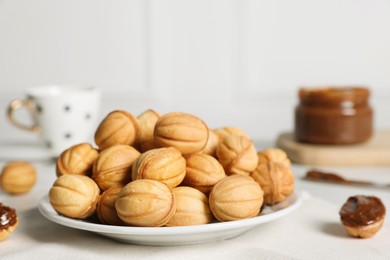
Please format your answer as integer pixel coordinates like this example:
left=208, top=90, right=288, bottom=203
left=294, top=87, right=373, bottom=144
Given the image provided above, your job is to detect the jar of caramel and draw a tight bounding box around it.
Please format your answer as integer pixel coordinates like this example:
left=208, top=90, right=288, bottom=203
left=294, top=87, right=373, bottom=144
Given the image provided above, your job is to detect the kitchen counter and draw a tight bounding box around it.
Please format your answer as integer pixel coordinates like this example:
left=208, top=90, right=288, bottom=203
left=1, top=140, right=389, bottom=259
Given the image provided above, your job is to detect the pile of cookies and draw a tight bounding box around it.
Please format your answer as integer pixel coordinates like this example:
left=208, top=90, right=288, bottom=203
left=49, top=109, right=295, bottom=227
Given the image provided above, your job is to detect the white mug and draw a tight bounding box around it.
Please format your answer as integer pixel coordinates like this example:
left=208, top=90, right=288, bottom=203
left=7, top=85, right=101, bottom=156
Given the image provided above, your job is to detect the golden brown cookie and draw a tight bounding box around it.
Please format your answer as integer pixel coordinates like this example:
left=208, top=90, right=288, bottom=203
left=49, top=174, right=100, bottom=219
left=92, top=145, right=140, bottom=191
left=0, top=161, right=36, bottom=195
left=250, top=162, right=294, bottom=205
left=216, top=135, right=258, bottom=176
left=154, top=112, right=209, bottom=155
left=115, top=179, right=176, bottom=227
left=166, top=186, right=212, bottom=226
left=183, top=153, right=226, bottom=194
left=132, top=147, right=186, bottom=188
left=209, top=175, right=263, bottom=221
left=97, top=186, right=125, bottom=225
left=56, top=143, right=99, bottom=177
left=137, top=109, right=161, bottom=152
left=94, top=110, right=140, bottom=150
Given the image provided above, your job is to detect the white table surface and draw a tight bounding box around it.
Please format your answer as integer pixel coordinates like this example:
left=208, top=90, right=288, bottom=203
left=1, top=140, right=389, bottom=259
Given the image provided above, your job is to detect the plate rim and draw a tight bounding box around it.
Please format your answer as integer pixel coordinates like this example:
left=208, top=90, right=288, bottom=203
left=38, top=191, right=302, bottom=236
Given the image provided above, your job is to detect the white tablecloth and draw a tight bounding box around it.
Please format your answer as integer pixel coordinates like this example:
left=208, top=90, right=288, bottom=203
left=1, top=148, right=390, bottom=259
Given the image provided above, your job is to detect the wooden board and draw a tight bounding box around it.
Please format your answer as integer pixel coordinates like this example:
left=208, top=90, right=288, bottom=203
left=276, top=130, right=390, bottom=166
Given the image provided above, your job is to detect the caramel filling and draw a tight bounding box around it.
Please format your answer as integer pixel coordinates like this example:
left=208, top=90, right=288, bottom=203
left=0, top=203, right=17, bottom=230
left=305, top=170, right=347, bottom=183
left=295, top=87, right=372, bottom=144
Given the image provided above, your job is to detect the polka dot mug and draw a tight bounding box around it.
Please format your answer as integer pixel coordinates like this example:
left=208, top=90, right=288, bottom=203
left=7, top=85, right=101, bottom=156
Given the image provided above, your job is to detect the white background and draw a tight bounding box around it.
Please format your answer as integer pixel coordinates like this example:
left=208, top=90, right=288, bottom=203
left=1, top=0, right=390, bottom=143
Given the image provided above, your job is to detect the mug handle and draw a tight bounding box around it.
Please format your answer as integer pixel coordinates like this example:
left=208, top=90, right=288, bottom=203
left=7, top=99, right=41, bottom=133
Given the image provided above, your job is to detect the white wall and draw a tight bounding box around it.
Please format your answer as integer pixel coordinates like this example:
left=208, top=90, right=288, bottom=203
left=1, top=0, right=390, bottom=144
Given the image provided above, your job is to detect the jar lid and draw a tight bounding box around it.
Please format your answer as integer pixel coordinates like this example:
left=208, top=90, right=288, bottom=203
left=299, top=87, right=370, bottom=107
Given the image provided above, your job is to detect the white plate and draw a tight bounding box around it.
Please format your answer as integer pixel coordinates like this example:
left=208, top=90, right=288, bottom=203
left=38, top=192, right=302, bottom=246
